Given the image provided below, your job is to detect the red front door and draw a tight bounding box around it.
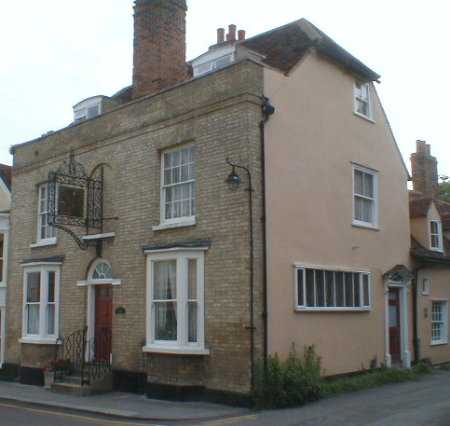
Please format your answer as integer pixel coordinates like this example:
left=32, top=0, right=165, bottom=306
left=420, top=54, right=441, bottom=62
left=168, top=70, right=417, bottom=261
left=94, top=285, right=112, bottom=362
left=388, top=288, right=401, bottom=364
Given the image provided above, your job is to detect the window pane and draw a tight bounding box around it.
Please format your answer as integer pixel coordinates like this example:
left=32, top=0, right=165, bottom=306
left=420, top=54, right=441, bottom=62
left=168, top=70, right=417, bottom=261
left=316, top=270, right=325, bottom=307
left=306, top=269, right=315, bottom=307
left=153, top=261, right=176, bottom=300
left=356, top=99, right=368, bottom=116
left=154, top=302, right=177, bottom=341
left=27, top=305, right=40, bottom=335
left=48, top=272, right=55, bottom=303
left=353, top=273, right=361, bottom=307
left=27, top=273, right=41, bottom=303
left=363, top=173, right=374, bottom=198
left=297, top=269, right=304, bottom=306
left=363, top=274, right=370, bottom=306
left=188, top=302, right=198, bottom=343
left=336, top=272, right=344, bottom=307
left=344, top=272, right=353, bottom=307
left=47, top=304, right=55, bottom=335
left=325, top=271, right=335, bottom=307
left=354, top=170, right=363, bottom=195
left=188, top=259, right=197, bottom=300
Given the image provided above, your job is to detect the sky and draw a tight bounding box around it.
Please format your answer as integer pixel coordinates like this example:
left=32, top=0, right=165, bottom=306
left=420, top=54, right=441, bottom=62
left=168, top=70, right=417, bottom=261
left=1, top=0, right=449, bottom=175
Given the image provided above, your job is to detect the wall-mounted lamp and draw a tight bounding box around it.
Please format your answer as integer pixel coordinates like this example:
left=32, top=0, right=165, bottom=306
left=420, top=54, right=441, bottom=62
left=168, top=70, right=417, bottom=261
left=226, top=165, right=242, bottom=189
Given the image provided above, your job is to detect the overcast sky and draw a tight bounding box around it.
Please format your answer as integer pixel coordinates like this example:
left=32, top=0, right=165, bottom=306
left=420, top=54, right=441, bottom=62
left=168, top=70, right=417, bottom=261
left=1, top=0, right=449, bottom=176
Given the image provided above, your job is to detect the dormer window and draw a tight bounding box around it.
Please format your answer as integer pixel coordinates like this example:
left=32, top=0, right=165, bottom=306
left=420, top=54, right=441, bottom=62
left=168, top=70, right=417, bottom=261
left=73, top=96, right=104, bottom=123
left=430, top=220, right=443, bottom=252
left=354, top=81, right=372, bottom=120
left=193, top=54, right=234, bottom=77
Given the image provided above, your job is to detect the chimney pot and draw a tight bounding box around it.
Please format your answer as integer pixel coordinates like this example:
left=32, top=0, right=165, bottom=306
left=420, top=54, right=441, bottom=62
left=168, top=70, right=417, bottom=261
left=228, top=24, right=237, bottom=42
left=238, top=30, right=246, bottom=41
left=217, top=28, right=225, bottom=44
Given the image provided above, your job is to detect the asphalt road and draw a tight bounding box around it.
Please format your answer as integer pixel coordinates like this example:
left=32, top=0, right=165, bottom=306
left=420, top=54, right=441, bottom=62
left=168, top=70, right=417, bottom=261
left=1, top=371, right=449, bottom=426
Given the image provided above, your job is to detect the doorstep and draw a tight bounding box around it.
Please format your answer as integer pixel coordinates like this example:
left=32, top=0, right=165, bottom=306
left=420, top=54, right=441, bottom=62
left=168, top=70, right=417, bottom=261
left=0, top=380, right=249, bottom=422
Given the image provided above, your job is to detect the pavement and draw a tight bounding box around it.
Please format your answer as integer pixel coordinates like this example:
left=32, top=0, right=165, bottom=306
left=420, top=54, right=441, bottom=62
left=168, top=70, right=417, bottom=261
left=0, top=370, right=449, bottom=425
left=0, top=380, right=248, bottom=423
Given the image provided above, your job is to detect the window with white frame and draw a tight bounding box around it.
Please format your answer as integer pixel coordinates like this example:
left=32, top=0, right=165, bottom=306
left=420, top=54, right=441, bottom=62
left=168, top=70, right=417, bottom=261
left=161, top=146, right=196, bottom=224
left=296, top=266, right=371, bottom=310
left=22, top=265, right=60, bottom=342
left=37, top=183, right=56, bottom=243
left=431, top=301, right=448, bottom=345
left=429, top=220, right=443, bottom=252
left=354, top=81, right=372, bottom=119
left=145, top=250, right=206, bottom=353
left=353, top=165, right=378, bottom=227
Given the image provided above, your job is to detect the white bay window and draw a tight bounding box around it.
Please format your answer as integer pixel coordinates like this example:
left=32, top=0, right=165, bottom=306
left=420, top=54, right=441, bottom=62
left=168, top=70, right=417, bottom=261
left=21, top=264, right=60, bottom=344
left=144, top=248, right=208, bottom=355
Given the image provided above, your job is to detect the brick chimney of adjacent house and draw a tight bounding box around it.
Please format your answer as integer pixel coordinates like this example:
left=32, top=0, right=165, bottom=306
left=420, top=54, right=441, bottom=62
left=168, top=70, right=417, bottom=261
left=132, top=0, right=188, bottom=99
left=411, top=140, right=439, bottom=196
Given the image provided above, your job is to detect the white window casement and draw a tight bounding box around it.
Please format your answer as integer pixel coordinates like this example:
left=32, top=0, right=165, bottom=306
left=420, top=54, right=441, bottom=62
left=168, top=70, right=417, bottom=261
left=144, top=248, right=208, bottom=355
left=429, top=220, right=443, bottom=252
left=35, top=183, right=56, bottom=246
left=295, top=265, right=371, bottom=311
left=353, top=165, right=378, bottom=229
left=73, top=96, right=103, bottom=123
left=431, top=300, right=448, bottom=346
left=354, top=81, right=373, bottom=121
left=21, top=264, right=60, bottom=344
left=154, top=145, right=196, bottom=231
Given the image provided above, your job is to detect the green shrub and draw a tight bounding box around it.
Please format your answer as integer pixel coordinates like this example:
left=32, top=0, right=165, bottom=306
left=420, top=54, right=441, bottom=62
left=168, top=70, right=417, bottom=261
left=253, top=345, right=322, bottom=409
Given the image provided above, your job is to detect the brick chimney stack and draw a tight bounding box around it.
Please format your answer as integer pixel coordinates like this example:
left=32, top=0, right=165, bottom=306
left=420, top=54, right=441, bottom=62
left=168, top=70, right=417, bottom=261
left=411, top=140, right=439, bottom=196
left=132, top=0, right=188, bottom=99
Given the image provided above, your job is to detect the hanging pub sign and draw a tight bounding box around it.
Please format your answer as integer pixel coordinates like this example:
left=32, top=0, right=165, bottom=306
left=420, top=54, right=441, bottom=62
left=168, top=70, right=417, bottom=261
left=47, top=151, right=107, bottom=249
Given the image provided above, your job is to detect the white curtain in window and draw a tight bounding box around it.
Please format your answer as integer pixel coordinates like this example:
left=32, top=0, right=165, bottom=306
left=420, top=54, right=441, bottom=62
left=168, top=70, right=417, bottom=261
left=154, top=261, right=177, bottom=341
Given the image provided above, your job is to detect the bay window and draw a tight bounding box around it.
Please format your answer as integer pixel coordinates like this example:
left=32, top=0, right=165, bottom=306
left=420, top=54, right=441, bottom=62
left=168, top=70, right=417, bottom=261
left=144, top=248, right=208, bottom=355
left=22, top=265, right=60, bottom=343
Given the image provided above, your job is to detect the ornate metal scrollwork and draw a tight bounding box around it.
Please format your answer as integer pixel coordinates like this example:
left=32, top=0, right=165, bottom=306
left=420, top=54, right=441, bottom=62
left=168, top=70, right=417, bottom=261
left=47, top=151, right=108, bottom=250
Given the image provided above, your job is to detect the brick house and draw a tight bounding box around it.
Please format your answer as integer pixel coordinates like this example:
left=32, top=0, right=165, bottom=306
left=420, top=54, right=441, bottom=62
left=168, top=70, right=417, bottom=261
left=4, top=0, right=448, bottom=399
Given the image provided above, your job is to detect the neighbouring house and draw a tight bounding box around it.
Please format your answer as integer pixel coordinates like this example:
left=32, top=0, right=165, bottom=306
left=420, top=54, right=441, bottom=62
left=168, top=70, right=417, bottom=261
left=409, top=141, right=450, bottom=365
left=0, top=164, right=11, bottom=369
left=5, top=0, right=445, bottom=400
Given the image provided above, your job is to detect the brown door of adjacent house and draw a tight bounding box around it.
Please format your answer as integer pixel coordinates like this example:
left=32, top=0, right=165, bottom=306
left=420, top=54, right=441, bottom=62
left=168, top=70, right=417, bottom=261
left=94, top=285, right=112, bottom=362
left=388, top=288, right=401, bottom=364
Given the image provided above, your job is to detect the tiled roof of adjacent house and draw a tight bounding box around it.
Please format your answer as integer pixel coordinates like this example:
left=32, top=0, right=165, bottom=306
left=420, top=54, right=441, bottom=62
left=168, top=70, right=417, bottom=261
left=0, top=164, right=11, bottom=191
left=241, top=18, right=380, bottom=81
left=411, top=236, right=450, bottom=265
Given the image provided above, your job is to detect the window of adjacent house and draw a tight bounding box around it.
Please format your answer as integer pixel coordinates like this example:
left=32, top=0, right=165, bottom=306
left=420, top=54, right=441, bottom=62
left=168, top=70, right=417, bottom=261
left=431, top=301, right=448, bottom=345
left=353, top=165, right=378, bottom=228
left=37, top=184, right=56, bottom=242
left=430, top=220, right=443, bottom=252
left=23, top=266, right=60, bottom=341
left=146, top=251, right=205, bottom=351
left=296, top=267, right=371, bottom=310
left=161, top=146, right=196, bottom=224
left=354, top=81, right=372, bottom=119
left=74, top=102, right=102, bottom=123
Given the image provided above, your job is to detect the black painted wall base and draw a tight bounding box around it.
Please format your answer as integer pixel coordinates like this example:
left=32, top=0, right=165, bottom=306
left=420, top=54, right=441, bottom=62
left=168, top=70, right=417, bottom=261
left=0, top=364, right=19, bottom=382
left=113, top=370, right=147, bottom=394
left=19, top=367, right=44, bottom=387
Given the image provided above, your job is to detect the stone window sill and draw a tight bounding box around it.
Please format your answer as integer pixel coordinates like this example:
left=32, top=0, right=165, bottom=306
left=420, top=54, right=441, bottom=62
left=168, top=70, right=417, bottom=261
left=19, top=337, right=60, bottom=345
left=142, top=345, right=210, bottom=356
left=30, top=238, right=57, bottom=249
left=152, top=217, right=196, bottom=232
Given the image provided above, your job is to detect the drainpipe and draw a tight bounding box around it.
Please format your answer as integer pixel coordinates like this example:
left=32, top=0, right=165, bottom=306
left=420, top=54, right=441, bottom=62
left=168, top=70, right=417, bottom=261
left=412, top=267, right=422, bottom=363
left=260, top=97, right=275, bottom=370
